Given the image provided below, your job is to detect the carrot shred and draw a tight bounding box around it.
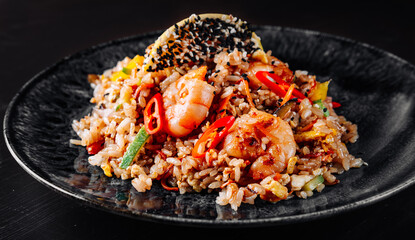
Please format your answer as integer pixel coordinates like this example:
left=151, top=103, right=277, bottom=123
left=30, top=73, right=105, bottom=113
left=242, top=78, right=255, bottom=108
left=155, top=149, right=167, bottom=160
left=299, top=119, right=317, bottom=132
left=279, top=84, right=295, bottom=107
left=160, top=163, right=179, bottom=191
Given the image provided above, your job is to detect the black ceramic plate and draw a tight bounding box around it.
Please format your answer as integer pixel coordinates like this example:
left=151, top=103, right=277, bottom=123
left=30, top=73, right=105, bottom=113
left=4, top=26, right=415, bottom=226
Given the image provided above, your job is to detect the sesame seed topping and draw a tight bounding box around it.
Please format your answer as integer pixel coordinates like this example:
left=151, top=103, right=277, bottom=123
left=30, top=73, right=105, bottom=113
left=145, top=14, right=259, bottom=72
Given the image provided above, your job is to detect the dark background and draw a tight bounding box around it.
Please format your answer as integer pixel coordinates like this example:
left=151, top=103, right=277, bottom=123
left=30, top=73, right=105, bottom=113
left=1, top=1, right=414, bottom=239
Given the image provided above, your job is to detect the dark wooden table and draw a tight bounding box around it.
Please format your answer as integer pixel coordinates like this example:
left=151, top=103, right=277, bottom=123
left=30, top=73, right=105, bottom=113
left=1, top=1, right=414, bottom=239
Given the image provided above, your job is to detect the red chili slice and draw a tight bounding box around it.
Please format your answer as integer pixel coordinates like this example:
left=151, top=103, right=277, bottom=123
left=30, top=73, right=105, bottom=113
left=144, top=93, right=164, bottom=135
left=255, top=71, right=307, bottom=101
left=192, top=116, right=236, bottom=158
left=86, top=139, right=105, bottom=155
left=332, top=101, right=342, bottom=108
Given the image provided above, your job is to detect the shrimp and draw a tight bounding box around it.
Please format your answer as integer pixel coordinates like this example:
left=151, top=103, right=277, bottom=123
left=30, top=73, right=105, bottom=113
left=223, top=109, right=296, bottom=179
left=246, top=57, right=293, bottom=89
left=162, top=66, right=215, bottom=137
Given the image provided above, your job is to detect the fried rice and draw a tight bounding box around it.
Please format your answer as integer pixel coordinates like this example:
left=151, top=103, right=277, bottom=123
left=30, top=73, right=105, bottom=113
left=71, top=14, right=364, bottom=211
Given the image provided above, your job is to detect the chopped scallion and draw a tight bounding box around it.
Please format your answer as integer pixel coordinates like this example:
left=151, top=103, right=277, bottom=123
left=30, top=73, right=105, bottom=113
left=313, top=99, right=329, bottom=117
left=302, top=175, right=324, bottom=191
left=120, top=126, right=150, bottom=169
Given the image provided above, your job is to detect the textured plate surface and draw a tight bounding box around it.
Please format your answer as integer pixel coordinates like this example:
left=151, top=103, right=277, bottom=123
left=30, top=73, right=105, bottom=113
left=4, top=26, right=415, bottom=226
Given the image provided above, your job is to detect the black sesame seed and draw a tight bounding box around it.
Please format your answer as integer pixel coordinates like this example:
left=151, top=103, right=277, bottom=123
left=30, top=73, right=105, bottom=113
left=147, top=16, right=258, bottom=72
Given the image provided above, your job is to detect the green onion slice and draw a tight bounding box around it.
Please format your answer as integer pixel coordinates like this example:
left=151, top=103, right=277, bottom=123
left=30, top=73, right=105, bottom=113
left=313, top=99, right=329, bottom=117
left=302, top=175, right=324, bottom=191
left=120, top=126, right=150, bottom=169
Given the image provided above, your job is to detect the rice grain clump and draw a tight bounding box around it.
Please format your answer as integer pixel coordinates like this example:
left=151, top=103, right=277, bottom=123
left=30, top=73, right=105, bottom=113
left=72, top=13, right=364, bottom=211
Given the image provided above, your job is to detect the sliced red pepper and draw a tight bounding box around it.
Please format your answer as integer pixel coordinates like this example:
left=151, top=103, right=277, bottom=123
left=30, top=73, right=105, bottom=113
left=192, top=116, right=236, bottom=158
left=332, top=101, right=342, bottom=108
left=255, top=71, right=287, bottom=98
left=144, top=93, right=164, bottom=135
left=279, top=84, right=295, bottom=107
left=86, top=139, right=105, bottom=155
left=255, top=71, right=307, bottom=101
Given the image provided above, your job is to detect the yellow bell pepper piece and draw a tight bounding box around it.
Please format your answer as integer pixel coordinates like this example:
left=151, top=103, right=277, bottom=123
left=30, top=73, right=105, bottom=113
left=123, top=55, right=145, bottom=74
left=309, top=80, right=330, bottom=102
left=294, top=130, right=327, bottom=142
left=110, top=71, right=130, bottom=81
left=102, top=163, right=113, bottom=177
left=287, top=156, right=298, bottom=174
left=130, top=55, right=145, bottom=67
left=264, top=180, right=288, bottom=199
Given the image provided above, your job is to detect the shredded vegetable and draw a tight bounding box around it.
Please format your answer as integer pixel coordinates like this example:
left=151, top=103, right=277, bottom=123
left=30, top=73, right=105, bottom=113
left=192, top=116, right=235, bottom=158
left=313, top=99, right=329, bottom=117
left=255, top=71, right=306, bottom=101
left=302, top=175, right=324, bottom=191
left=160, top=164, right=179, bottom=191
left=242, top=78, right=255, bottom=108
left=120, top=126, right=150, bottom=169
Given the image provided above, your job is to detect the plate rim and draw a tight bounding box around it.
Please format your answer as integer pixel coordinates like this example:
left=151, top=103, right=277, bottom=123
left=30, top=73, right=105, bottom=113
left=4, top=25, right=415, bottom=227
